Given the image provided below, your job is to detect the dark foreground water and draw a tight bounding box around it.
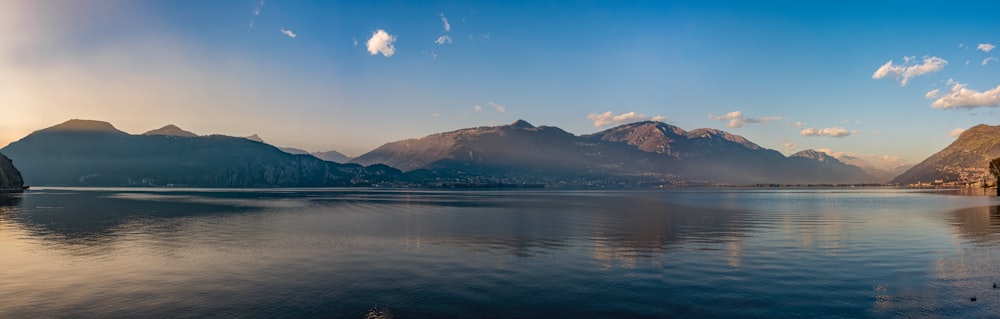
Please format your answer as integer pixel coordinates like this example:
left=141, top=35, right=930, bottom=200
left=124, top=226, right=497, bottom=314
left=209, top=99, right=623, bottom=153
left=1, top=188, right=1000, bottom=318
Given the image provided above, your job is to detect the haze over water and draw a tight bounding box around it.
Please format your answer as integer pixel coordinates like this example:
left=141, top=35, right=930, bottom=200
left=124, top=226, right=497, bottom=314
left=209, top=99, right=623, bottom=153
left=2, top=188, right=1000, bottom=317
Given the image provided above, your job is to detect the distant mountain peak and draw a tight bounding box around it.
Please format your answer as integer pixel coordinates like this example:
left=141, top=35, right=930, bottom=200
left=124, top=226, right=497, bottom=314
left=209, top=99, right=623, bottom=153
left=508, top=119, right=535, bottom=128
left=143, top=124, right=198, bottom=137
left=244, top=134, right=265, bottom=143
left=791, top=149, right=833, bottom=162
left=40, top=119, right=126, bottom=134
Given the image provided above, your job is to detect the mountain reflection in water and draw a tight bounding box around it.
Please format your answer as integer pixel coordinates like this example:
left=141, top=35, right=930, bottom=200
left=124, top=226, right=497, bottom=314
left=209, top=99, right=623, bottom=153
left=0, top=188, right=999, bottom=318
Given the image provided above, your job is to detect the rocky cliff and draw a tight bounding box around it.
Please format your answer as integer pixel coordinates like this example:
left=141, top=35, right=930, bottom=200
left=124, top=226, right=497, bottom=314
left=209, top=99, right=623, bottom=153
left=0, top=153, right=25, bottom=190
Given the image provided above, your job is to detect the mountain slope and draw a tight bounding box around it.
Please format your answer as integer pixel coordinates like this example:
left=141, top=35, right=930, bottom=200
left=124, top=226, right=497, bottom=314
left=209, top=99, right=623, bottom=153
left=0, top=153, right=25, bottom=190
left=892, top=124, right=1000, bottom=185
left=312, top=150, right=352, bottom=163
left=0, top=120, right=406, bottom=187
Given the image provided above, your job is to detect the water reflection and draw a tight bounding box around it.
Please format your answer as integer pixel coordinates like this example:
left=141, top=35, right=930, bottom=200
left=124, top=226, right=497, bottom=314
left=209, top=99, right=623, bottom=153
left=949, top=205, right=1000, bottom=244
left=2, top=190, right=261, bottom=250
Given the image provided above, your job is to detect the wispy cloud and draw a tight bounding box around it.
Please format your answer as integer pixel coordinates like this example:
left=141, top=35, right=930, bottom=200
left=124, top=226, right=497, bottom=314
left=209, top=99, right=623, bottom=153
left=709, top=111, right=781, bottom=128
left=473, top=105, right=483, bottom=112
left=279, top=28, right=296, bottom=38
left=586, top=111, right=662, bottom=127
left=249, top=0, right=265, bottom=31
left=949, top=128, right=966, bottom=137
left=930, top=82, right=1000, bottom=109
left=788, top=121, right=805, bottom=128
left=439, top=14, right=451, bottom=32
left=872, top=56, right=947, bottom=87
left=366, top=29, right=396, bottom=57
left=983, top=57, right=997, bottom=66
left=489, top=102, right=506, bottom=113
left=352, top=38, right=358, bottom=47
left=978, top=43, right=996, bottom=53
left=435, top=35, right=452, bottom=45
left=800, top=126, right=850, bottom=138
left=925, top=88, right=941, bottom=99
left=783, top=142, right=797, bottom=152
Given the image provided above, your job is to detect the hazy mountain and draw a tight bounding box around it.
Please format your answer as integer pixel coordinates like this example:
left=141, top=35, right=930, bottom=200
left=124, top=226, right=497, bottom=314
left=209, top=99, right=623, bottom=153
left=892, top=124, right=1000, bottom=184
left=142, top=125, right=198, bottom=137
left=0, top=119, right=409, bottom=187
left=355, top=120, right=877, bottom=185
left=244, top=134, right=265, bottom=143
left=0, top=153, right=25, bottom=190
left=312, top=150, right=352, bottom=163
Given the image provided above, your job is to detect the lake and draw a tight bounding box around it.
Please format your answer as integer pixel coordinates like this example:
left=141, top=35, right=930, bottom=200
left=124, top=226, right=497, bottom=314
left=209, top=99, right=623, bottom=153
left=1, top=188, right=999, bottom=318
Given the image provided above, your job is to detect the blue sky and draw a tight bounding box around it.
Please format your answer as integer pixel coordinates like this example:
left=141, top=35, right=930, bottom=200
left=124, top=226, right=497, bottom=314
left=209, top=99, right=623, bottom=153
left=2, top=0, right=999, bottom=168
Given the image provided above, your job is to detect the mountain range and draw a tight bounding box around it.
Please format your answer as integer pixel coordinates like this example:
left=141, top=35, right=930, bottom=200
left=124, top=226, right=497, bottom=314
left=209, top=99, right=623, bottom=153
left=0, top=120, right=411, bottom=187
left=18, top=118, right=994, bottom=188
left=352, top=120, right=879, bottom=185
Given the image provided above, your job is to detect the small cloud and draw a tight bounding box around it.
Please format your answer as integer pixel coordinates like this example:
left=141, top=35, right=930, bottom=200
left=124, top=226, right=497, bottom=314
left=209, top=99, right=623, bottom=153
left=435, top=35, right=453, bottom=45
left=800, top=126, right=850, bottom=138
left=439, top=14, right=451, bottom=32
left=983, top=57, right=998, bottom=66
left=433, top=113, right=441, bottom=118
left=949, top=128, right=966, bottom=137
left=978, top=43, right=996, bottom=53
left=586, top=111, right=655, bottom=127
left=366, top=29, right=396, bottom=57
left=352, top=37, right=358, bottom=47
left=279, top=28, right=296, bottom=38
left=473, top=105, right=483, bottom=112
left=925, top=89, right=941, bottom=99
left=489, top=102, right=506, bottom=113
left=872, top=56, right=948, bottom=87
left=930, top=82, right=1000, bottom=109
left=709, top=111, right=781, bottom=128
left=788, top=121, right=805, bottom=128
left=652, top=115, right=666, bottom=122
left=783, top=142, right=797, bottom=152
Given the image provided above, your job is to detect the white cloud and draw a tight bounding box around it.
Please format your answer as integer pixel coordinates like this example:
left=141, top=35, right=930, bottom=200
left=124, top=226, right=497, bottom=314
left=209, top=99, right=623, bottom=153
left=783, top=142, right=797, bottom=152
left=800, top=126, right=850, bottom=138
left=473, top=105, right=483, bottom=112
left=930, top=82, right=1000, bottom=109
left=709, top=111, right=781, bottom=128
left=652, top=115, right=666, bottom=122
left=949, top=128, right=966, bottom=137
left=366, top=29, right=396, bottom=57
left=983, top=57, right=997, bottom=66
left=489, top=102, right=505, bottom=113
left=352, top=37, right=358, bottom=47
left=279, top=28, right=296, bottom=38
left=439, top=14, right=451, bottom=32
left=978, top=43, right=996, bottom=53
left=787, top=121, right=804, bottom=127
left=586, top=111, right=659, bottom=127
left=435, top=35, right=452, bottom=45
left=925, top=89, right=941, bottom=99
left=871, top=56, right=948, bottom=87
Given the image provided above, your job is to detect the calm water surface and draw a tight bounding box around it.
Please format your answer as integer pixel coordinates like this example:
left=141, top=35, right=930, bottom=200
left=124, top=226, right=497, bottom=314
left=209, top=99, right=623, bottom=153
left=1, top=188, right=999, bottom=318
